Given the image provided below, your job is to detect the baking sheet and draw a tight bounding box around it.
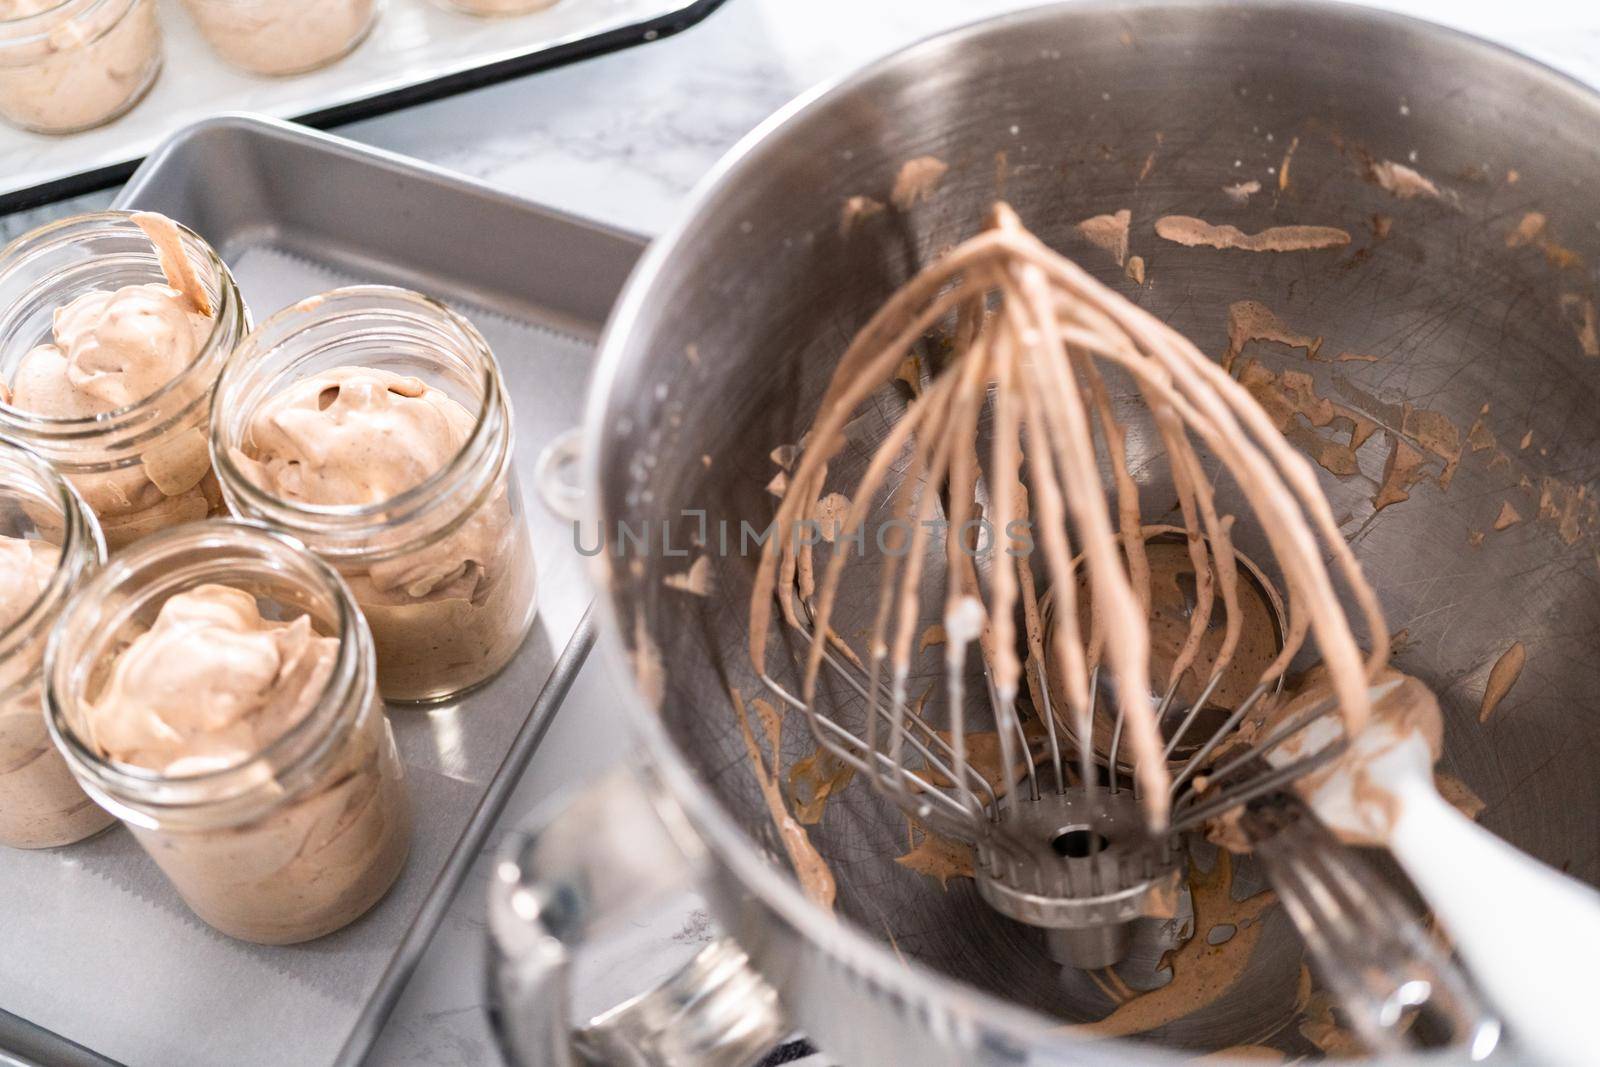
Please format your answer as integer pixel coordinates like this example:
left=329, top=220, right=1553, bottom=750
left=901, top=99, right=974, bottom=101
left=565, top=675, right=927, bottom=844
left=0, top=0, right=726, bottom=214
left=0, top=115, right=645, bottom=1067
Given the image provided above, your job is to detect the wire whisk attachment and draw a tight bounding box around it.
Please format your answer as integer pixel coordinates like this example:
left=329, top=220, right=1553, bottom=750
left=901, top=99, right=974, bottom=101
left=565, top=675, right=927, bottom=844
left=747, top=203, right=1391, bottom=965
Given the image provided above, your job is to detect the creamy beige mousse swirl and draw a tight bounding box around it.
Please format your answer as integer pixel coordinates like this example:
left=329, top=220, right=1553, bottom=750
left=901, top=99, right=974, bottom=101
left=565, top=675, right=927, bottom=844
left=230, top=366, right=531, bottom=701
left=86, top=584, right=337, bottom=775
left=0, top=534, right=114, bottom=848
left=180, top=0, right=376, bottom=76
left=9, top=283, right=211, bottom=415
left=0, top=0, right=162, bottom=135
left=3, top=215, right=225, bottom=549
left=81, top=583, right=410, bottom=943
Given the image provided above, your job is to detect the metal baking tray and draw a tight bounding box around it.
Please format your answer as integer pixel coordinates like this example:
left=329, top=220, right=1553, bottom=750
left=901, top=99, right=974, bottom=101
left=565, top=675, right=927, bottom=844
left=0, top=0, right=727, bottom=215
left=0, top=114, right=645, bottom=1067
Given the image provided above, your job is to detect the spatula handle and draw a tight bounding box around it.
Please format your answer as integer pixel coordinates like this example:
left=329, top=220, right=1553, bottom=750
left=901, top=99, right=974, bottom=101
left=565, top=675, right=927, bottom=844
left=1389, top=779, right=1600, bottom=1065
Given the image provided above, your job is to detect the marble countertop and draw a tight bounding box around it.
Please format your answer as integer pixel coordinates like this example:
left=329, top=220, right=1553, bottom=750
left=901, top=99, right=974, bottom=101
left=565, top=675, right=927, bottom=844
left=3, top=1, right=1599, bottom=1064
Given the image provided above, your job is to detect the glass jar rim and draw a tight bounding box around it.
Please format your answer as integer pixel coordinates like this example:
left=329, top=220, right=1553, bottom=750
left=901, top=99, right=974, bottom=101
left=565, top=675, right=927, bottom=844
left=0, top=433, right=104, bottom=668
left=211, top=284, right=510, bottom=538
left=0, top=0, right=141, bottom=60
left=44, top=519, right=373, bottom=815
left=0, top=211, right=244, bottom=434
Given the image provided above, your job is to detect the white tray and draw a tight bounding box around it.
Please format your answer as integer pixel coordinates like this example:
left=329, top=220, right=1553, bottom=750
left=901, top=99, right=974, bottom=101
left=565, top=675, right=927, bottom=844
left=0, top=0, right=723, bottom=213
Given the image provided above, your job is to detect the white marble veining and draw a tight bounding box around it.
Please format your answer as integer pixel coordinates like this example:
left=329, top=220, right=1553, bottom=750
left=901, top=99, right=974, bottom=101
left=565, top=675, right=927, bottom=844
left=2, top=1, right=1599, bottom=1064
left=320, top=0, right=1600, bottom=240
left=0, top=0, right=710, bottom=206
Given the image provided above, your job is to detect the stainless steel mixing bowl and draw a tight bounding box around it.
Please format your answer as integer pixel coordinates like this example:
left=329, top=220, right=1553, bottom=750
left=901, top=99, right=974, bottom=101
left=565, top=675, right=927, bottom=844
left=491, top=2, right=1600, bottom=1063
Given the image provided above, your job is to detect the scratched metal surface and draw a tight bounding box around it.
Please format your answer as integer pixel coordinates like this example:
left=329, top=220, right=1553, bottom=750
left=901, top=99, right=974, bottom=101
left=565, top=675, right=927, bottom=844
left=593, top=0, right=1600, bottom=1058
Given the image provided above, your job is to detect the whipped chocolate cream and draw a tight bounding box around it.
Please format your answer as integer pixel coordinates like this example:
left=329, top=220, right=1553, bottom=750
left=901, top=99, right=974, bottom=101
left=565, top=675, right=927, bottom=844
left=231, top=365, right=534, bottom=700
left=0, top=535, right=114, bottom=848
left=4, top=215, right=225, bottom=549
left=181, top=0, right=375, bottom=76
left=0, top=0, right=161, bottom=134
left=83, top=584, right=409, bottom=943
left=9, top=284, right=211, bottom=417
left=86, top=584, right=336, bottom=775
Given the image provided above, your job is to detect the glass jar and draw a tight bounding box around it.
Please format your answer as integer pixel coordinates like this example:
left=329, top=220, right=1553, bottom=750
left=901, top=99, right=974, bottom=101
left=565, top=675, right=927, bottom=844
left=0, top=0, right=162, bottom=134
left=46, top=519, right=411, bottom=944
left=436, top=0, right=559, bottom=15
left=212, top=286, right=539, bottom=704
left=0, top=435, right=114, bottom=849
left=0, top=211, right=249, bottom=552
left=180, top=0, right=378, bottom=77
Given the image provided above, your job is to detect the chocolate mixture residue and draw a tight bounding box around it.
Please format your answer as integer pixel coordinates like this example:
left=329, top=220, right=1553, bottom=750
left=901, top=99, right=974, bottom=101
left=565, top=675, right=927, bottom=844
left=930, top=724, right=1048, bottom=799
left=1371, top=407, right=1462, bottom=514
left=1277, top=136, right=1300, bottom=193
left=1077, top=209, right=1132, bottom=266
left=1222, top=300, right=1323, bottom=372
left=1507, top=212, right=1586, bottom=272
left=1239, top=361, right=1376, bottom=478
left=1504, top=213, right=1595, bottom=358
left=1078, top=851, right=1276, bottom=1037
left=1072, top=538, right=1281, bottom=719
left=1466, top=408, right=1497, bottom=455
left=1155, top=216, right=1352, bottom=253
left=1388, top=438, right=1447, bottom=506
left=1255, top=667, right=1444, bottom=847
left=895, top=823, right=975, bottom=888
left=1221, top=179, right=1261, bottom=204
left=1535, top=475, right=1596, bottom=545
left=891, top=156, right=949, bottom=210
left=663, top=555, right=714, bottom=596
left=729, top=687, right=837, bottom=910
left=1560, top=294, right=1600, bottom=358
left=840, top=195, right=886, bottom=237
left=1436, top=771, right=1487, bottom=821
left=1366, top=159, right=1444, bottom=201
left=631, top=609, right=666, bottom=709
left=812, top=491, right=853, bottom=541
left=1300, top=988, right=1366, bottom=1056
left=787, top=745, right=856, bottom=824
left=1401, top=402, right=1464, bottom=488
left=1478, top=641, right=1526, bottom=723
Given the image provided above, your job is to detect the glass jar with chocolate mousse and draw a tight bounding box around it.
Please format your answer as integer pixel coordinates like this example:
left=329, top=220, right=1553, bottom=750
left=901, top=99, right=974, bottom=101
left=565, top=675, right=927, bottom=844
left=0, top=0, right=162, bottom=135
left=211, top=286, right=539, bottom=703
left=0, top=211, right=249, bottom=552
left=180, top=0, right=379, bottom=77
left=0, top=435, right=114, bottom=849
left=46, top=519, right=411, bottom=944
